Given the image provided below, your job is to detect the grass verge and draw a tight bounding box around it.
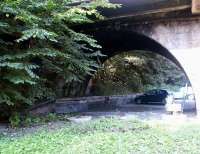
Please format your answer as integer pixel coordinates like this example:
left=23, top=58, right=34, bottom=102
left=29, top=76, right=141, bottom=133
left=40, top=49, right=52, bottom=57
left=0, top=117, right=200, bottom=154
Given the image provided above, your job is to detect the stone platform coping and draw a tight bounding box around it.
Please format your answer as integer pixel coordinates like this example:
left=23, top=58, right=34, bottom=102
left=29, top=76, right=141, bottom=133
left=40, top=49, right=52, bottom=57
left=57, top=94, right=141, bottom=102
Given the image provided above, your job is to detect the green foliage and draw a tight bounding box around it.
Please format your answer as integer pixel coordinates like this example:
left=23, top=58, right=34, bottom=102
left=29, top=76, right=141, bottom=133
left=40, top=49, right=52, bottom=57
left=23, top=113, right=65, bottom=127
left=9, top=112, right=21, bottom=128
left=92, top=51, right=188, bottom=95
left=8, top=113, right=67, bottom=127
left=0, top=0, right=119, bottom=117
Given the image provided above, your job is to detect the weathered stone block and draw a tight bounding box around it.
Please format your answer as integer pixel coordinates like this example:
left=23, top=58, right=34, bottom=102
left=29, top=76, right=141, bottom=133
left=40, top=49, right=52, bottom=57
left=55, top=100, right=88, bottom=114
left=192, top=0, right=200, bottom=14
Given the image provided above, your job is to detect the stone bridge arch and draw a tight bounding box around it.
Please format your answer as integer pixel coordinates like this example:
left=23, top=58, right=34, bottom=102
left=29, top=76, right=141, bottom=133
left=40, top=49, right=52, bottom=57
left=93, top=30, right=184, bottom=69
left=85, top=20, right=200, bottom=114
left=80, top=16, right=200, bottom=114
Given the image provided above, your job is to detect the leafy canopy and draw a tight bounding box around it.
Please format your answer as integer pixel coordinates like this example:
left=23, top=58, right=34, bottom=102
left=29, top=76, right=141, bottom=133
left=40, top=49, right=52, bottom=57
left=0, top=0, right=119, bottom=115
left=92, top=51, right=187, bottom=95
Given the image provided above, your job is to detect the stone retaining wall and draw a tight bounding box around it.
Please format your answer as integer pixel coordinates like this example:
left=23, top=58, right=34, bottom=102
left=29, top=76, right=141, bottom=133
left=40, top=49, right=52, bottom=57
left=28, top=94, right=196, bottom=115
left=55, top=95, right=138, bottom=114
left=28, top=100, right=55, bottom=116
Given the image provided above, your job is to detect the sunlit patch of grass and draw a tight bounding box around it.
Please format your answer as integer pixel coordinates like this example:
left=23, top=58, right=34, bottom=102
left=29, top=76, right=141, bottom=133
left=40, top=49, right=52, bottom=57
left=1, top=117, right=200, bottom=154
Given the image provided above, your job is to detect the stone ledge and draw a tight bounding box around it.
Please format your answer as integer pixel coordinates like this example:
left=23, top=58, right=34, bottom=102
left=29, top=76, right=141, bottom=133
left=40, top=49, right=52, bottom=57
left=55, top=95, right=138, bottom=114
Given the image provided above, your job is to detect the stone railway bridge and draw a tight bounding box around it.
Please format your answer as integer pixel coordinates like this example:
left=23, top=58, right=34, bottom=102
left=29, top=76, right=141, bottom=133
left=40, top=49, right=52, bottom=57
left=74, top=0, right=200, bottom=114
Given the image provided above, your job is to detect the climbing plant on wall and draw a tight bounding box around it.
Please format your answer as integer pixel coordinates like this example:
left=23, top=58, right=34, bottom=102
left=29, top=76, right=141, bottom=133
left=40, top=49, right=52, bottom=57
left=0, top=0, right=119, bottom=117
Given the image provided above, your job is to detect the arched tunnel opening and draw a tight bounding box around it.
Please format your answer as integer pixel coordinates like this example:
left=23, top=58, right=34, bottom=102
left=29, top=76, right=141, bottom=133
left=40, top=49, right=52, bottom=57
left=82, top=30, right=197, bottom=114
left=87, top=50, right=188, bottom=95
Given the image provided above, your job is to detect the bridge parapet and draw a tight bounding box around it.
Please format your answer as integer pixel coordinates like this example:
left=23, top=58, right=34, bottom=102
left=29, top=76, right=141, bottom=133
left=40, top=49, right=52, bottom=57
left=101, top=0, right=191, bottom=19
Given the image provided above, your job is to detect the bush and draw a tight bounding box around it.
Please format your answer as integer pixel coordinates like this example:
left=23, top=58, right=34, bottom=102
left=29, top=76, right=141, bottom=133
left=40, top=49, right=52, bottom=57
left=0, top=0, right=119, bottom=119
left=9, top=112, right=21, bottom=128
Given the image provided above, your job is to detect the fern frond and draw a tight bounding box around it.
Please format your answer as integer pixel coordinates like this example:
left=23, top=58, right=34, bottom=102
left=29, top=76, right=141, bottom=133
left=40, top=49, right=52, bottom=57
left=16, top=28, right=58, bottom=42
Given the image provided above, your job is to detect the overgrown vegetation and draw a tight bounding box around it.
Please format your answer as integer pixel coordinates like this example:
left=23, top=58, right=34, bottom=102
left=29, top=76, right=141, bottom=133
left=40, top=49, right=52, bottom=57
left=1, top=117, right=200, bottom=154
left=9, top=113, right=65, bottom=128
left=91, top=51, right=188, bottom=95
left=0, top=0, right=119, bottom=119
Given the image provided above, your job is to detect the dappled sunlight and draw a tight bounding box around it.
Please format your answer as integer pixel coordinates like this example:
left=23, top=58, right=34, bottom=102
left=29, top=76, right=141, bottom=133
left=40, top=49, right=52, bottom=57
left=90, top=51, right=188, bottom=96
left=124, top=55, right=145, bottom=66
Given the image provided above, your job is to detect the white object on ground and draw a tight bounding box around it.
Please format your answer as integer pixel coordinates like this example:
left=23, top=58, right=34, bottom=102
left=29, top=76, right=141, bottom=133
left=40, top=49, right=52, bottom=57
left=68, top=116, right=92, bottom=123
left=166, top=103, right=183, bottom=113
